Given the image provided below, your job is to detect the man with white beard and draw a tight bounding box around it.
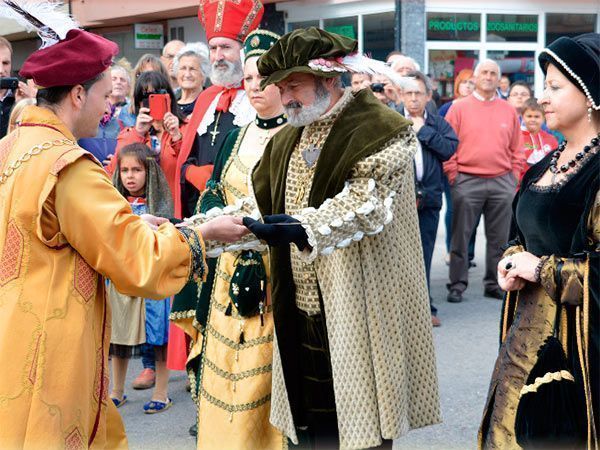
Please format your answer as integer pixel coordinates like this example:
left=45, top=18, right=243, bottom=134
left=166, top=0, right=263, bottom=414
left=243, top=28, right=441, bottom=450
left=176, top=0, right=262, bottom=219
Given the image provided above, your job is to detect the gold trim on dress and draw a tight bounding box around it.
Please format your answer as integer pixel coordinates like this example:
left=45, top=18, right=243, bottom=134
left=204, top=357, right=272, bottom=382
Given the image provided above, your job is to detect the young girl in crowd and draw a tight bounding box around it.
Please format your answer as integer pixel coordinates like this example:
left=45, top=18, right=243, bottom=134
left=519, top=98, right=558, bottom=180
left=107, top=70, right=196, bottom=212
left=108, top=143, right=175, bottom=414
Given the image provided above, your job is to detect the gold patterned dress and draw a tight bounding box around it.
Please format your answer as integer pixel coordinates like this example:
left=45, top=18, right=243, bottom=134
left=173, top=117, right=287, bottom=450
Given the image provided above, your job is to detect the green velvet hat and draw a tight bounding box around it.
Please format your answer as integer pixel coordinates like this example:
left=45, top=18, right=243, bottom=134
left=257, top=27, right=358, bottom=88
left=243, top=29, right=281, bottom=62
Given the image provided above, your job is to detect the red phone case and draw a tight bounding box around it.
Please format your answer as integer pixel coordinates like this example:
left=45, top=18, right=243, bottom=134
left=148, top=94, right=171, bottom=121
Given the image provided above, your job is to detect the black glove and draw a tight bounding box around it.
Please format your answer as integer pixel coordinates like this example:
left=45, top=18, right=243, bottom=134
left=243, top=215, right=309, bottom=250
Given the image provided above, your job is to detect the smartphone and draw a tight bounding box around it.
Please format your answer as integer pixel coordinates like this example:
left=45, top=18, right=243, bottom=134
left=148, top=93, right=171, bottom=121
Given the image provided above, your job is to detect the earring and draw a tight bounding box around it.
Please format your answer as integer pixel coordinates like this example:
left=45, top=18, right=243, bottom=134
left=588, top=107, right=593, bottom=123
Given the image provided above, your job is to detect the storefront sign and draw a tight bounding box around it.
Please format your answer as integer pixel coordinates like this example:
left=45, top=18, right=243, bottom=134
left=134, top=23, right=164, bottom=49
left=487, top=21, right=538, bottom=33
left=428, top=19, right=479, bottom=32
left=324, top=24, right=356, bottom=39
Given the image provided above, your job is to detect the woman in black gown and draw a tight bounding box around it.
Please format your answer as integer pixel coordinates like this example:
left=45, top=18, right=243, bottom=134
left=479, top=33, right=599, bottom=449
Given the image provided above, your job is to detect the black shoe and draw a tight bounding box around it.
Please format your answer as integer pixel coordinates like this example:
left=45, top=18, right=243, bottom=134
left=189, top=423, right=197, bottom=437
left=484, top=287, right=504, bottom=299
left=469, top=260, right=477, bottom=268
left=447, top=289, right=463, bottom=303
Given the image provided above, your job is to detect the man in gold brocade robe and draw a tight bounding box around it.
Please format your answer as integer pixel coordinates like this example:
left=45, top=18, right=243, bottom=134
left=0, top=17, right=246, bottom=450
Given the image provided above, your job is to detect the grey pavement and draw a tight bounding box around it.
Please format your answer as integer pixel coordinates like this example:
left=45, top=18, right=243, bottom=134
left=118, top=213, right=502, bottom=450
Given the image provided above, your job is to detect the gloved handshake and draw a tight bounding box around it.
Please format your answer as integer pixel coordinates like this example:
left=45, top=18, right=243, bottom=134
left=243, top=214, right=309, bottom=251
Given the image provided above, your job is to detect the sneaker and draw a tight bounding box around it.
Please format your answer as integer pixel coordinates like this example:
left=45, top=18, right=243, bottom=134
left=431, top=315, right=441, bottom=327
left=132, top=368, right=155, bottom=390
left=469, top=260, right=477, bottom=269
left=484, top=287, right=504, bottom=300
left=447, top=289, right=463, bottom=303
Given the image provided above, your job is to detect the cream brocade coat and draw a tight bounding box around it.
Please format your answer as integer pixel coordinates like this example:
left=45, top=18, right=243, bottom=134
left=183, top=91, right=442, bottom=449
left=265, top=91, right=441, bottom=449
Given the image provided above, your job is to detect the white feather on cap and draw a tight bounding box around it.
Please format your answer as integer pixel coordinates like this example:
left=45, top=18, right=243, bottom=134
left=0, top=0, right=79, bottom=48
left=307, top=52, right=412, bottom=89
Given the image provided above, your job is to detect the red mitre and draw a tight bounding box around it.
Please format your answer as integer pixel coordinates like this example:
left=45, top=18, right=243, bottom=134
left=198, top=0, right=264, bottom=42
left=20, top=29, right=119, bottom=88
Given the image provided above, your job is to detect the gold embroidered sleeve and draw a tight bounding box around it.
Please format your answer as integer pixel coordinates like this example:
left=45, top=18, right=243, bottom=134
left=503, top=244, right=525, bottom=258
left=53, top=157, right=192, bottom=299
left=295, top=132, right=416, bottom=262
left=539, top=190, right=600, bottom=305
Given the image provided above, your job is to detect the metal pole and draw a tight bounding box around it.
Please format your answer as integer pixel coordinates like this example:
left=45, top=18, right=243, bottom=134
left=394, top=0, right=402, bottom=52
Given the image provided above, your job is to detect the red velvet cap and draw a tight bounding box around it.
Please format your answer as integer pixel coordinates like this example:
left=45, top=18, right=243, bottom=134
left=20, top=29, right=119, bottom=88
left=198, top=0, right=264, bottom=43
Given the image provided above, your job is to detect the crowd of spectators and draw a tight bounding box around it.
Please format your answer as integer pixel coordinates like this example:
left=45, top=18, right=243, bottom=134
left=1, top=31, right=551, bottom=358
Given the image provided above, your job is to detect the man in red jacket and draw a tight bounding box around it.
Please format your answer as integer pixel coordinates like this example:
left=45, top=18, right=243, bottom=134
left=176, top=0, right=263, bottom=218
left=444, top=59, right=525, bottom=303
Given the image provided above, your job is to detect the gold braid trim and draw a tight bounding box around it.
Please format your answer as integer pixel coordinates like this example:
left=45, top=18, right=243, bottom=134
left=207, top=323, right=273, bottom=350
left=216, top=267, right=232, bottom=283
left=576, top=302, right=594, bottom=449
left=0, top=139, right=75, bottom=185
left=212, top=299, right=273, bottom=319
left=518, top=370, right=575, bottom=397
left=204, top=357, right=272, bottom=382
left=560, top=306, right=568, bottom=359
left=582, top=257, right=598, bottom=448
left=200, top=385, right=270, bottom=415
left=501, top=291, right=519, bottom=343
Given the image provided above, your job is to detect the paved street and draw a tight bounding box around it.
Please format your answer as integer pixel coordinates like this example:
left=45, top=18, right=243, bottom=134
left=118, top=215, right=502, bottom=450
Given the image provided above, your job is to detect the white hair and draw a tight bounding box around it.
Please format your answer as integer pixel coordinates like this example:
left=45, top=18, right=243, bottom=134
left=173, top=42, right=211, bottom=77
left=474, top=58, right=501, bottom=78
left=110, top=64, right=131, bottom=85
left=391, top=55, right=420, bottom=72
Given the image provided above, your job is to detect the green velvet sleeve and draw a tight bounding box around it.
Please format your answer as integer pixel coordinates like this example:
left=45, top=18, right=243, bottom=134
left=197, top=128, right=242, bottom=214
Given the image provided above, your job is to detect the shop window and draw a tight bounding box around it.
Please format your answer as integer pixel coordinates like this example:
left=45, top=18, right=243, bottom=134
left=486, top=14, right=537, bottom=42
left=363, top=12, right=396, bottom=61
left=288, top=20, right=319, bottom=33
left=324, top=16, right=358, bottom=40
left=487, top=50, right=535, bottom=87
left=427, top=12, right=481, bottom=41
left=546, top=14, right=597, bottom=44
left=428, top=49, right=479, bottom=101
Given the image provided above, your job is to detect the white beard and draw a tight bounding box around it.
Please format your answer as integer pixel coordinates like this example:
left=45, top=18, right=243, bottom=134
left=285, top=86, right=331, bottom=128
left=210, top=59, right=243, bottom=87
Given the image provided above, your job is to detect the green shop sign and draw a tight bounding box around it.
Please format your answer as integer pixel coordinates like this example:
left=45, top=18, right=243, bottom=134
left=487, top=21, right=538, bottom=33
left=428, top=19, right=538, bottom=34
left=428, top=19, right=479, bottom=32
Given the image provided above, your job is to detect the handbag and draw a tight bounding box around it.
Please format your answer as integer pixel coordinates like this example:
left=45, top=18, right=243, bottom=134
left=514, top=305, right=587, bottom=449
left=227, top=250, right=267, bottom=329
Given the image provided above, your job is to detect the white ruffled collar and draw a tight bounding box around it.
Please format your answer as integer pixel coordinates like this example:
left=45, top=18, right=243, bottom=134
left=196, top=89, right=256, bottom=137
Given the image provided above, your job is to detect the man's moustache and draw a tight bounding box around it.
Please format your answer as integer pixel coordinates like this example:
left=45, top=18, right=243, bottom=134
left=285, top=102, right=302, bottom=109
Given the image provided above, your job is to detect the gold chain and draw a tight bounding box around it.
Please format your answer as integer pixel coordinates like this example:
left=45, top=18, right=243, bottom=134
left=0, top=139, right=75, bottom=185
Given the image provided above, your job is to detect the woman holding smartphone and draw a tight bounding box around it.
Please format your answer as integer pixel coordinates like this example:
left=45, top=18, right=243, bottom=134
left=107, top=70, right=199, bottom=210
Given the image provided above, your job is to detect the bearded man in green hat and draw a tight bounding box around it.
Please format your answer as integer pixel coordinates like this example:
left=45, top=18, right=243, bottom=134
left=241, top=27, right=441, bottom=449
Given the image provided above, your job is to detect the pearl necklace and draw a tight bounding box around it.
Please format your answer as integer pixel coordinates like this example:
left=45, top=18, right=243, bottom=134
left=549, top=133, right=599, bottom=174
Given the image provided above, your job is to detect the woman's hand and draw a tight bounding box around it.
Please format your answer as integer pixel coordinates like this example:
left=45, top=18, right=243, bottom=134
left=135, top=107, right=153, bottom=135
left=498, top=251, right=541, bottom=290
left=163, top=112, right=182, bottom=142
